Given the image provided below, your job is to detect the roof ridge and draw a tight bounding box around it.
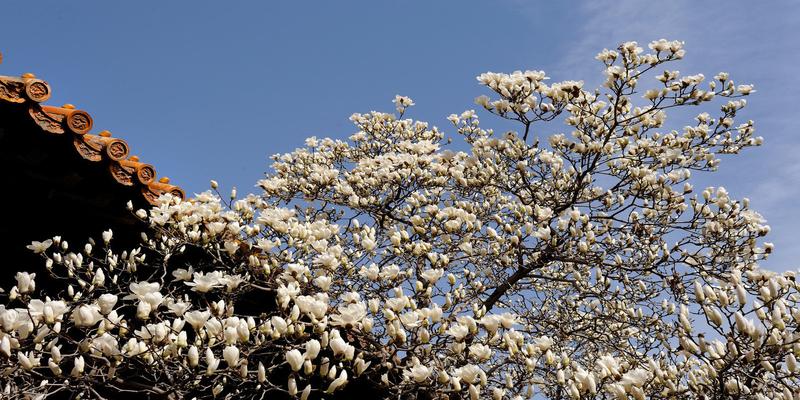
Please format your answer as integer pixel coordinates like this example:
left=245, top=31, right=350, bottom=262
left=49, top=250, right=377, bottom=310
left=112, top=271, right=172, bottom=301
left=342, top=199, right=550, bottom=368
left=0, top=51, right=185, bottom=205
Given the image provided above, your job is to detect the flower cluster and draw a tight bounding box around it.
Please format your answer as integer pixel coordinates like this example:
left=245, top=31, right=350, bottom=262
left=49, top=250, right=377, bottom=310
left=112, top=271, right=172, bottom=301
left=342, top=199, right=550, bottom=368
left=0, top=40, right=796, bottom=399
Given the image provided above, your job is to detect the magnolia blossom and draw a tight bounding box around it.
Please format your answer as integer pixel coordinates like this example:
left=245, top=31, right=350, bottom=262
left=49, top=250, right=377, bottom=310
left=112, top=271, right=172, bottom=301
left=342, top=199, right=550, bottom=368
left=286, top=349, right=303, bottom=371
left=102, top=229, right=113, bottom=244
left=420, top=268, right=444, bottom=284
left=326, top=370, right=348, bottom=394
left=222, top=345, right=240, bottom=367
left=14, top=272, right=36, bottom=294
left=71, top=305, right=103, bottom=327
left=171, top=268, right=194, bottom=281
left=97, top=293, right=118, bottom=315
left=407, top=364, right=431, bottom=383
left=18, top=352, right=34, bottom=370
left=205, top=348, right=220, bottom=375
left=329, top=302, right=367, bottom=327
left=27, top=299, right=67, bottom=324
left=447, top=324, right=470, bottom=341
left=304, top=339, right=321, bottom=360
left=188, top=346, right=199, bottom=367
left=185, top=271, right=224, bottom=293
left=453, top=364, right=484, bottom=385
left=26, top=239, right=52, bottom=254
left=128, top=281, right=160, bottom=298
left=166, top=300, right=191, bottom=316
left=329, top=334, right=355, bottom=360
left=2, top=39, right=796, bottom=400
left=468, top=343, right=492, bottom=361
left=393, top=94, right=415, bottom=113
left=71, top=356, right=85, bottom=377
left=0, top=336, right=11, bottom=357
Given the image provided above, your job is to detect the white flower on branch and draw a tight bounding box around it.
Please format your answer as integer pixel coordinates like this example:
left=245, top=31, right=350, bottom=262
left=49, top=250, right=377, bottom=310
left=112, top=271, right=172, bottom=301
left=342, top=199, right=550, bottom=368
left=285, top=349, right=303, bottom=371
left=5, top=38, right=796, bottom=400
left=26, top=240, right=52, bottom=254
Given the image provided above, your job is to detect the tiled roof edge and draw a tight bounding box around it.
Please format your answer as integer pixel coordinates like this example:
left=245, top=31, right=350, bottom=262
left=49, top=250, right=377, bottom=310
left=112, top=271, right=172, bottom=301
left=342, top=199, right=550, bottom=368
left=0, top=52, right=185, bottom=205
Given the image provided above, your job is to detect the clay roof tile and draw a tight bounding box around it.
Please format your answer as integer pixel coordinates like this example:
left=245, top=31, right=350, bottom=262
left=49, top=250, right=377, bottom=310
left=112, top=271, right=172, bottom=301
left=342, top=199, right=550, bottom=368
left=0, top=51, right=184, bottom=205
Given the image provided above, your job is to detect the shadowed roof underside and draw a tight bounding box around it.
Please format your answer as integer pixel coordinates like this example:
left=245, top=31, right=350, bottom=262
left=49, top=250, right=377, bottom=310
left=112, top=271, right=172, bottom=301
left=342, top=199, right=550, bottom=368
left=0, top=51, right=185, bottom=204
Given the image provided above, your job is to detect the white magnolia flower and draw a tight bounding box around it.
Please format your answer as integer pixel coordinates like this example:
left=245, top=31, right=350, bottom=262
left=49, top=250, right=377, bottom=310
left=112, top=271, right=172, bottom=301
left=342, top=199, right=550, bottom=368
left=71, top=304, right=103, bottom=327
left=393, top=95, right=415, bottom=113
left=286, top=349, right=303, bottom=371
left=26, top=240, right=52, bottom=254
left=420, top=268, right=444, bottom=284
left=325, top=369, right=348, bottom=394
left=304, top=339, right=321, bottom=360
left=206, top=348, right=220, bottom=375
left=452, top=364, right=483, bottom=385
left=330, top=302, right=367, bottom=327
left=468, top=343, right=492, bottom=361
left=0, top=39, right=791, bottom=400
left=70, top=356, right=85, bottom=377
left=399, top=311, right=422, bottom=328
left=90, top=333, right=120, bottom=357
left=27, top=299, right=67, bottom=324
left=329, top=335, right=355, bottom=360
left=596, top=355, right=621, bottom=379
left=127, top=281, right=160, bottom=299
left=92, top=268, right=106, bottom=286
left=621, top=368, right=651, bottom=389
left=18, top=352, right=34, bottom=370
left=187, top=346, right=199, bottom=367
left=166, top=300, right=191, bottom=316
left=223, top=345, right=240, bottom=367
left=407, top=364, right=431, bottom=383
left=102, top=230, right=113, bottom=244
left=48, top=359, right=62, bottom=376
left=0, top=336, right=10, bottom=357
left=479, top=315, right=501, bottom=333
left=533, top=336, right=554, bottom=353
left=264, top=317, right=285, bottom=336
left=354, top=358, right=371, bottom=376
left=447, top=324, right=470, bottom=341
left=738, top=84, right=755, bottom=95
left=257, top=362, right=266, bottom=382
left=184, top=310, right=211, bottom=330
left=97, top=294, right=118, bottom=315
left=15, top=272, right=36, bottom=294
left=185, top=271, right=224, bottom=293
left=313, top=276, right=332, bottom=291
left=171, top=268, right=194, bottom=281
left=224, top=241, right=238, bottom=255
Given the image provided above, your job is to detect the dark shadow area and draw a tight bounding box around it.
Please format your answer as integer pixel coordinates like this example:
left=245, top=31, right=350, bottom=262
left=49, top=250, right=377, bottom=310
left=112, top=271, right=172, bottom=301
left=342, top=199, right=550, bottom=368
left=0, top=103, right=149, bottom=289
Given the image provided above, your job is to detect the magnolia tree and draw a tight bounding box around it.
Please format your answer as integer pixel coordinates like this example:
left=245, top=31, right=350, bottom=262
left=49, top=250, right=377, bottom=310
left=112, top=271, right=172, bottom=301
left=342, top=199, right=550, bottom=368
left=1, top=39, right=799, bottom=399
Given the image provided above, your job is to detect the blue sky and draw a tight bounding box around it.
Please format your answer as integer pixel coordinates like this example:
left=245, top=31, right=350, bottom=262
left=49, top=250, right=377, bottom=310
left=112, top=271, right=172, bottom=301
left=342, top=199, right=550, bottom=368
left=1, top=1, right=799, bottom=270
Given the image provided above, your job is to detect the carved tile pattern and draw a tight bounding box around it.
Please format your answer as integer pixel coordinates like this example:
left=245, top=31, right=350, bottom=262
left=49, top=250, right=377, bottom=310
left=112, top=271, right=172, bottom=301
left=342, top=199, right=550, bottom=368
left=74, top=138, right=102, bottom=161
left=1, top=71, right=184, bottom=205
left=109, top=163, right=135, bottom=186
left=0, top=80, right=25, bottom=103
left=25, top=81, right=50, bottom=102
left=68, top=113, right=91, bottom=133
left=138, top=166, right=156, bottom=184
left=29, top=107, right=65, bottom=134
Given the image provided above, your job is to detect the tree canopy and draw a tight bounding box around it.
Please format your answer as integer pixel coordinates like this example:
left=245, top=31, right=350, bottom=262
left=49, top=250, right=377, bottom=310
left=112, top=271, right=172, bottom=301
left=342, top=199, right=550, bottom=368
left=1, top=39, right=798, bottom=399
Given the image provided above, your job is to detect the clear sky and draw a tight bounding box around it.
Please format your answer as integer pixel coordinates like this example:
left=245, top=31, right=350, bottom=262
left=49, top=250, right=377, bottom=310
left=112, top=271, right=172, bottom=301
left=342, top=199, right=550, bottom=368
left=1, top=1, right=799, bottom=270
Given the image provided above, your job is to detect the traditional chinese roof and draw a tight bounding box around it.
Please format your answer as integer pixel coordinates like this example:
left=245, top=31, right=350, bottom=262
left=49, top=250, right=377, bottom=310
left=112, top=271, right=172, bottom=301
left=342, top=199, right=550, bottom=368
left=0, top=52, right=185, bottom=205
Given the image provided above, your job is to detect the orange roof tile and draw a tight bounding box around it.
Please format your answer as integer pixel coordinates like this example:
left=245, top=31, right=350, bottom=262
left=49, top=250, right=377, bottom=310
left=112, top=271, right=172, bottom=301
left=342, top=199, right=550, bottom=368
left=0, top=52, right=185, bottom=205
